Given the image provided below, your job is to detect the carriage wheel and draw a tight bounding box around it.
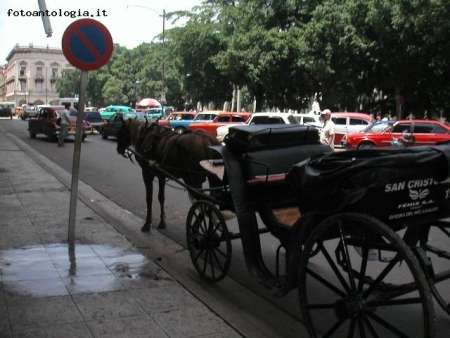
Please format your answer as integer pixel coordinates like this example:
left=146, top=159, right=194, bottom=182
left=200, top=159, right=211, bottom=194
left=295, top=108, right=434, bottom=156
left=420, top=221, right=450, bottom=316
left=299, top=213, right=435, bottom=338
left=186, top=200, right=232, bottom=282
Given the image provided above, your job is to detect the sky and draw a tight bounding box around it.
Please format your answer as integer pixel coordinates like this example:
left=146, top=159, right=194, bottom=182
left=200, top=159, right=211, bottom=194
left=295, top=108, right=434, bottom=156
left=0, top=0, right=202, bottom=64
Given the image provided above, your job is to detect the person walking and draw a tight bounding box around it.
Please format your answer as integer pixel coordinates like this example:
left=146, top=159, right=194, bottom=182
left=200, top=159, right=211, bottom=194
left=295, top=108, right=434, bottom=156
left=58, top=103, right=72, bottom=147
left=320, top=109, right=335, bottom=148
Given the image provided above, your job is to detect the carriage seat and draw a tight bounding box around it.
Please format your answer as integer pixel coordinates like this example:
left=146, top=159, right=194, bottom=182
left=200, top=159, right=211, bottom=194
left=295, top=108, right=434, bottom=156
left=243, top=143, right=333, bottom=185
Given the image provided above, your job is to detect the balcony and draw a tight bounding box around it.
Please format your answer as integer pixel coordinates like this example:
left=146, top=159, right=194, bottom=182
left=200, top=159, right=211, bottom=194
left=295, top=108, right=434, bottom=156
left=35, top=74, right=44, bottom=82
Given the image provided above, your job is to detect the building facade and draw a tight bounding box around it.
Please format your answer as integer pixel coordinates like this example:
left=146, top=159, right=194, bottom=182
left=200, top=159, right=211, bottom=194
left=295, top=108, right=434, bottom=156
left=1, top=44, right=75, bottom=107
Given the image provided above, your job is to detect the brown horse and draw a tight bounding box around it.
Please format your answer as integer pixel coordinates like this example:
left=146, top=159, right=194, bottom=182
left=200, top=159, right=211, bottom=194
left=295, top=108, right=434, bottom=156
left=116, top=118, right=221, bottom=232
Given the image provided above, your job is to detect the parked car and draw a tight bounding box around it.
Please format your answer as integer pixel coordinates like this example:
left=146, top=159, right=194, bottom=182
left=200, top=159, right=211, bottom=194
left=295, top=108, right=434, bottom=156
left=28, top=106, right=91, bottom=142
left=292, top=113, right=323, bottom=129
left=0, top=104, right=12, bottom=117
left=68, top=111, right=103, bottom=133
left=143, top=107, right=163, bottom=121
left=188, top=112, right=252, bottom=137
left=342, top=119, right=450, bottom=149
left=100, top=105, right=135, bottom=121
left=158, top=111, right=198, bottom=129
left=101, top=111, right=146, bottom=139
left=21, top=107, right=40, bottom=120
left=216, top=112, right=299, bottom=143
left=172, top=111, right=225, bottom=133
left=331, top=112, right=374, bottom=145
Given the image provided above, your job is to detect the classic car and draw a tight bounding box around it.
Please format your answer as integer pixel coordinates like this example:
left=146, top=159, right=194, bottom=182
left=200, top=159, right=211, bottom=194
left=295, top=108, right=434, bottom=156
left=101, top=111, right=147, bottom=139
left=216, top=112, right=299, bottom=143
left=342, top=120, right=450, bottom=149
left=188, top=112, right=251, bottom=137
left=158, top=111, right=198, bottom=129
left=28, top=106, right=91, bottom=142
left=331, top=112, right=374, bottom=145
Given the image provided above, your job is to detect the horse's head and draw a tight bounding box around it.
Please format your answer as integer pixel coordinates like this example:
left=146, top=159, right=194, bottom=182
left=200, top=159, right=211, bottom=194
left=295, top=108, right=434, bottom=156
left=116, top=117, right=132, bottom=156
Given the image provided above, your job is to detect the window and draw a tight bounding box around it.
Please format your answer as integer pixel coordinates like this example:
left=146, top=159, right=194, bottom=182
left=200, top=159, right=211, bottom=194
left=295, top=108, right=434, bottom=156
left=414, top=124, right=434, bottom=134
left=231, top=116, right=244, bottom=122
left=333, top=117, right=347, bottom=125
left=250, top=116, right=269, bottom=124
left=51, top=68, right=58, bottom=77
left=350, top=118, right=369, bottom=126
left=36, top=81, right=42, bottom=91
left=433, top=124, right=449, bottom=134
left=19, top=80, right=26, bottom=91
left=392, top=123, right=412, bottom=133
left=304, top=117, right=316, bottom=123
left=267, top=117, right=284, bottom=124
left=218, top=116, right=230, bottom=123
left=36, top=67, right=43, bottom=77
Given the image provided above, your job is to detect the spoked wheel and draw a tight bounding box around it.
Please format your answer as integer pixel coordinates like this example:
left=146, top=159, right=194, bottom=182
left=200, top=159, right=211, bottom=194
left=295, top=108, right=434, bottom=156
left=420, top=221, right=450, bottom=316
left=186, top=200, right=232, bottom=282
left=299, top=213, right=435, bottom=338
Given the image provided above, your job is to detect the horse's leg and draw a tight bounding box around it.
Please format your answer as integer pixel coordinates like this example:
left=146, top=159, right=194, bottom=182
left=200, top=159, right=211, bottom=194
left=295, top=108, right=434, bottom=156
left=157, top=176, right=167, bottom=229
left=141, top=167, right=154, bottom=232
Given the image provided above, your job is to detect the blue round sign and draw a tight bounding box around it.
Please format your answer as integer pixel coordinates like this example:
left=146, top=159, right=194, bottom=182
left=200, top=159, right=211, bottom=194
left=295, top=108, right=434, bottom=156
left=62, top=19, right=113, bottom=71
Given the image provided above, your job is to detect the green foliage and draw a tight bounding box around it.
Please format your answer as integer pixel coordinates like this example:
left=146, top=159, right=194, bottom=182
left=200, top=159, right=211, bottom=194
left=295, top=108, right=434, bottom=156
left=55, top=0, right=450, bottom=117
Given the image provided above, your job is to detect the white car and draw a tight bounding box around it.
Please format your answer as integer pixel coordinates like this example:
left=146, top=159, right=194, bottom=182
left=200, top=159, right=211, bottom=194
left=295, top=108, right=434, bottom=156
left=292, top=113, right=323, bottom=130
left=216, top=112, right=299, bottom=142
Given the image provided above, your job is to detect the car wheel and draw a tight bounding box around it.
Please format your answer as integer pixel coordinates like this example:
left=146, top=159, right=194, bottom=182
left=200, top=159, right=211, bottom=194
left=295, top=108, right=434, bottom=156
left=174, top=127, right=185, bottom=134
left=101, top=129, right=108, bottom=139
left=358, top=142, right=375, bottom=149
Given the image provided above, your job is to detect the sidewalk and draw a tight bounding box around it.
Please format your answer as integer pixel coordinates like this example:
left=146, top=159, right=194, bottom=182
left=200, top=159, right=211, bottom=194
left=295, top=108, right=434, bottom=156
left=0, top=124, right=243, bottom=338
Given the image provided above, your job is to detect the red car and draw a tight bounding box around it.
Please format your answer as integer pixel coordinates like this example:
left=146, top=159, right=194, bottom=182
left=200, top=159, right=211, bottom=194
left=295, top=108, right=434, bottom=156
left=188, top=112, right=252, bottom=137
left=342, top=120, right=450, bottom=149
left=28, top=106, right=91, bottom=142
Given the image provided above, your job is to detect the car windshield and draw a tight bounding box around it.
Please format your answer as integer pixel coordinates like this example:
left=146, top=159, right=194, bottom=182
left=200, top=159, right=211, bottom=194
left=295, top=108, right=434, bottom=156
left=363, top=121, right=394, bottom=133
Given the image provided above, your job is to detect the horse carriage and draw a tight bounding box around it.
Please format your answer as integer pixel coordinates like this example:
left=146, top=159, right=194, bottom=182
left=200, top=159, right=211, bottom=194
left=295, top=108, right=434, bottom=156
left=117, top=119, right=450, bottom=337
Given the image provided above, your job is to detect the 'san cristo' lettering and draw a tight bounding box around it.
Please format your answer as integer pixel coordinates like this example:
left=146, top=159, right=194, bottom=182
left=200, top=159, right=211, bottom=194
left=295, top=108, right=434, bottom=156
left=385, top=178, right=450, bottom=193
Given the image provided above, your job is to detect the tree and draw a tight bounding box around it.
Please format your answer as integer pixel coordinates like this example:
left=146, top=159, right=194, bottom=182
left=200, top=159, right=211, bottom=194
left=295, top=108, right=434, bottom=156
left=55, top=69, right=80, bottom=97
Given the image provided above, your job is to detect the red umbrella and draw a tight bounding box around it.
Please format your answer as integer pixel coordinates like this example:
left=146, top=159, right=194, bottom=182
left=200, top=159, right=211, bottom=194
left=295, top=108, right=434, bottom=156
left=137, top=98, right=161, bottom=108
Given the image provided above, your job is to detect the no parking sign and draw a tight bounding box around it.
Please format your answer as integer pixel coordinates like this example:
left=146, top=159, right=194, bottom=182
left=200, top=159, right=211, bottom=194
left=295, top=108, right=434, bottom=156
left=61, top=19, right=113, bottom=243
left=62, top=19, right=113, bottom=71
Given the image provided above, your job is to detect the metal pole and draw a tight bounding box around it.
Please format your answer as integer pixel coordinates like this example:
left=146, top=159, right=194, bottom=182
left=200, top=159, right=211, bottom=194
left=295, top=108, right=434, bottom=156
left=68, top=70, right=88, bottom=244
left=45, top=67, right=48, bottom=104
left=161, top=9, right=165, bottom=108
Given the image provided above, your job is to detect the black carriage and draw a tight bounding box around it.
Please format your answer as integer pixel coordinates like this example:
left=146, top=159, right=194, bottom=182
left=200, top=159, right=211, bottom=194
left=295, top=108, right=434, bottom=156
left=151, top=124, right=450, bottom=337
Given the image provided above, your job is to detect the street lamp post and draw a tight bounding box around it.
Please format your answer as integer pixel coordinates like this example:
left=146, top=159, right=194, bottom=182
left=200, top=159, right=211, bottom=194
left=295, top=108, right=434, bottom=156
left=127, top=5, right=166, bottom=108
left=135, top=79, right=141, bottom=107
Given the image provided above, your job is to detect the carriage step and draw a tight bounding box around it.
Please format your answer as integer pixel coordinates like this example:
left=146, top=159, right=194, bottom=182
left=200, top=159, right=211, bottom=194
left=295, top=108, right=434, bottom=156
left=246, top=173, right=287, bottom=185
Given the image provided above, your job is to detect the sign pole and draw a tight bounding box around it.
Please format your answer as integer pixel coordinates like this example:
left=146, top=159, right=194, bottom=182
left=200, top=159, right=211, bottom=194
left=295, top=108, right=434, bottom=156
left=68, top=70, right=88, bottom=244
left=62, top=19, right=113, bottom=244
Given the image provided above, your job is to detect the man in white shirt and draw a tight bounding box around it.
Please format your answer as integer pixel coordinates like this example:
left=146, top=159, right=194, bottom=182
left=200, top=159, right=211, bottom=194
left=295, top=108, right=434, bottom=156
left=58, top=103, right=72, bottom=147
left=320, top=109, right=335, bottom=148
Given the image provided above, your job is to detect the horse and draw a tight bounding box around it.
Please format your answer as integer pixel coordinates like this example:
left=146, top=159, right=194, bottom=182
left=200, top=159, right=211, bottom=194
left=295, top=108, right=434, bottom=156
left=116, top=118, right=221, bottom=232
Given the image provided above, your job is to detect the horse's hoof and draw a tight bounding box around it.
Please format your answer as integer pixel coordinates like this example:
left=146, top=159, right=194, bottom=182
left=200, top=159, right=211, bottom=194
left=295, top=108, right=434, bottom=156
left=157, top=223, right=166, bottom=229
left=141, top=224, right=151, bottom=232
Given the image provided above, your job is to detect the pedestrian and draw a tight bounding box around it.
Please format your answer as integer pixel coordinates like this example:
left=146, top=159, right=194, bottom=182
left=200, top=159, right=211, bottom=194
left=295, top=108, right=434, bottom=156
left=311, top=92, right=322, bottom=115
left=58, top=103, right=72, bottom=147
left=320, top=109, right=335, bottom=148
